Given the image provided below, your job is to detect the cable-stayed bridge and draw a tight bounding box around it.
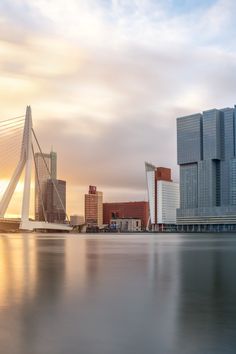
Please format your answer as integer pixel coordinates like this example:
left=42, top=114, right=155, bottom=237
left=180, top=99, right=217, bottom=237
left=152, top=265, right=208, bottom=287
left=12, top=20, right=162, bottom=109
left=0, top=106, right=72, bottom=232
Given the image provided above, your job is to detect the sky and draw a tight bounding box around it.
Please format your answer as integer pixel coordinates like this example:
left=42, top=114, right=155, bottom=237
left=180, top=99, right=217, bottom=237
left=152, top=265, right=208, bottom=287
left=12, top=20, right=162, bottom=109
left=0, top=0, right=236, bottom=216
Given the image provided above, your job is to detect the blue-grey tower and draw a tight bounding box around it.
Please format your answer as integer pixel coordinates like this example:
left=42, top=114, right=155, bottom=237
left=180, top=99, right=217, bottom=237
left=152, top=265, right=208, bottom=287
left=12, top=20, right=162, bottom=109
left=177, top=105, right=236, bottom=231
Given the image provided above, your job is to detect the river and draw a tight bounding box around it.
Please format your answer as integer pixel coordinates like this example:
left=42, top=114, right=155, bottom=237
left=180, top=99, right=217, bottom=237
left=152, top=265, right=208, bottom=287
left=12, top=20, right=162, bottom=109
left=0, top=233, right=236, bottom=354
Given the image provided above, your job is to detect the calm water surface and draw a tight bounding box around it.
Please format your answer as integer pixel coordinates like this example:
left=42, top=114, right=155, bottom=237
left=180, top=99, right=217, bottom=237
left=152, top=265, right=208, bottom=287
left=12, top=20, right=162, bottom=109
left=0, top=233, right=236, bottom=354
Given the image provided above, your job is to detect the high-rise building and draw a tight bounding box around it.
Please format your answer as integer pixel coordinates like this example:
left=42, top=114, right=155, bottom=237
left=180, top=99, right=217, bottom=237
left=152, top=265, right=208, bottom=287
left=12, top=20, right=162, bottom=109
left=145, top=163, right=179, bottom=231
left=46, top=179, right=66, bottom=224
left=85, top=186, right=103, bottom=228
left=34, top=150, right=57, bottom=221
left=177, top=105, right=236, bottom=231
left=103, top=201, right=149, bottom=230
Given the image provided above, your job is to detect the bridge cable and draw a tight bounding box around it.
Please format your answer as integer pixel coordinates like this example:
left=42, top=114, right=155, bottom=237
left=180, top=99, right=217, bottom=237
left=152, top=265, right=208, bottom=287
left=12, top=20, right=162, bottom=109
left=0, top=121, right=24, bottom=133
left=0, top=118, right=25, bottom=130
left=0, top=115, right=25, bottom=124
left=31, top=143, right=48, bottom=222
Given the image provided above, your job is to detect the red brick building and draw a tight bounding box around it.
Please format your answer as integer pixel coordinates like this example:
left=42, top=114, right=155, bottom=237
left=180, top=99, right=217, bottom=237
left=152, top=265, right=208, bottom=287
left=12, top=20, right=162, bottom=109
left=155, top=167, right=172, bottom=182
left=103, top=201, right=149, bottom=230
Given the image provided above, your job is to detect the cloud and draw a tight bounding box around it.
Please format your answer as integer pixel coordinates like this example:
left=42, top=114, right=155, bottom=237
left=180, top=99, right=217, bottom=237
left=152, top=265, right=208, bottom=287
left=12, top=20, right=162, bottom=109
left=0, top=0, right=236, bottom=215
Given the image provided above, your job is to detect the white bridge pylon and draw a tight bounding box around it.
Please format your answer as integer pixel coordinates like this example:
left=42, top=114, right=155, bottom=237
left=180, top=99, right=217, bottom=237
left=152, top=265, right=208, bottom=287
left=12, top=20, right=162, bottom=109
left=0, top=106, right=71, bottom=232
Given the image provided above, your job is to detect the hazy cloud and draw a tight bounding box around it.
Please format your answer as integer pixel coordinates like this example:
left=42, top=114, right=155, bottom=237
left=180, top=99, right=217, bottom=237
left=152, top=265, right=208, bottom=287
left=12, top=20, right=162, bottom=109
left=0, top=0, right=236, bottom=214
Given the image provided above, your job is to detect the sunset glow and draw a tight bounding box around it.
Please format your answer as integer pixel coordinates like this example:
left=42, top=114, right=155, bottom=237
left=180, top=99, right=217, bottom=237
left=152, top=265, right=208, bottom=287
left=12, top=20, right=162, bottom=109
left=1, top=0, right=236, bottom=215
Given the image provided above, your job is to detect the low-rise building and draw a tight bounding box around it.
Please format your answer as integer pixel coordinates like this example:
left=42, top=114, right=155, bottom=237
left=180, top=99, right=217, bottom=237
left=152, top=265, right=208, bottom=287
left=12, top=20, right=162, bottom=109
left=103, top=201, right=149, bottom=230
left=110, top=218, right=142, bottom=232
left=70, top=215, right=85, bottom=226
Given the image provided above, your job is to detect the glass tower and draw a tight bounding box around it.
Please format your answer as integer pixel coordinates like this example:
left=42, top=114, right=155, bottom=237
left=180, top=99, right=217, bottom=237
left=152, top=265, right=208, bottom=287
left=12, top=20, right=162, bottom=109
left=177, top=105, right=236, bottom=231
left=34, top=151, right=57, bottom=221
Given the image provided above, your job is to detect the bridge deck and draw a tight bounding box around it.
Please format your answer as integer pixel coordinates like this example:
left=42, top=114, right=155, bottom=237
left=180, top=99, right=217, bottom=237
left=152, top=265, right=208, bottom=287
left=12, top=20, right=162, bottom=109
left=0, top=219, right=72, bottom=232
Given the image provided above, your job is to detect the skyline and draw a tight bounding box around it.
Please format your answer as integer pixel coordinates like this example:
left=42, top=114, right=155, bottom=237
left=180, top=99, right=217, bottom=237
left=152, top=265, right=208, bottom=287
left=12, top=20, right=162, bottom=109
left=1, top=0, right=236, bottom=215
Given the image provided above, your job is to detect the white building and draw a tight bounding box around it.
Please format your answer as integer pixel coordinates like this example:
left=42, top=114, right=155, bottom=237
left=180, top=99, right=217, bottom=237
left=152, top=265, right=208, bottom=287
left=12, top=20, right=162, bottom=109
left=145, top=163, right=179, bottom=231
left=110, top=218, right=142, bottom=232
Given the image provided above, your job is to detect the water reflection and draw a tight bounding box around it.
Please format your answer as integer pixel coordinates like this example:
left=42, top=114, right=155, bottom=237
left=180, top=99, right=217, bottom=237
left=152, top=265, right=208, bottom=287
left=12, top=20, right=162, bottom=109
left=35, top=238, right=65, bottom=299
left=176, top=235, right=236, bottom=354
left=0, top=235, right=37, bottom=306
left=0, top=235, right=66, bottom=354
left=0, top=234, right=236, bottom=354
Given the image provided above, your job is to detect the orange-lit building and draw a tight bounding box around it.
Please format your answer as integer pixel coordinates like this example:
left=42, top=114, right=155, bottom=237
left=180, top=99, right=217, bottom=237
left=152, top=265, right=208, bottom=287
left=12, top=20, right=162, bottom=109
left=103, top=201, right=149, bottom=230
left=85, top=186, right=103, bottom=228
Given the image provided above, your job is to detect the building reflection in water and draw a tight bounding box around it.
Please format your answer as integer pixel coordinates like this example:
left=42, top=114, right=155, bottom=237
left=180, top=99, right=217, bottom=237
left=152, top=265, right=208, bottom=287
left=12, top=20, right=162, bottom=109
left=65, top=235, right=181, bottom=354
left=0, top=234, right=66, bottom=354
left=21, top=236, right=66, bottom=354
left=0, top=235, right=37, bottom=307
left=175, top=235, right=236, bottom=354
left=1, top=234, right=236, bottom=354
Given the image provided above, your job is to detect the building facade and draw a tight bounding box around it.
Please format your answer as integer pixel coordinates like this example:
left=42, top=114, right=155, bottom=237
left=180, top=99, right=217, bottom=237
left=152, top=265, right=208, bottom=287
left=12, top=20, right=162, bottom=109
left=177, top=105, right=236, bottom=231
left=85, top=186, right=103, bottom=228
left=70, top=215, right=85, bottom=226
left=46, top=179, right=66, bottom=223
left=145, top=163, right=179, bottom=231
left=110, top=218, right=142, bottom=232
left=103, top=201, right=149, bottom=230
left=34, top=151, right=57, bottom=221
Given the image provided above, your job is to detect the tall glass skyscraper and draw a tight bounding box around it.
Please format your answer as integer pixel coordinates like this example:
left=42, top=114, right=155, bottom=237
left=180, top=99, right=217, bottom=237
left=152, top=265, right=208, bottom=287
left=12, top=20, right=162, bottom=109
left=177, top=105, right=236, bottom=231
left=46, top=179, right=66, bottom=223
left=35, top=150, right=57, bottom=221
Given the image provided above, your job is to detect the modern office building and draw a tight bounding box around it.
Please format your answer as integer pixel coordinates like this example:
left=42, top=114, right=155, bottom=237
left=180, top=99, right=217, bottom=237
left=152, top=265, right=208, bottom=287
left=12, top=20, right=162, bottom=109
left=34, top=150, right=57, bottom=221
left=145, top=163, right=179, bottom=231
left=46, top=179, right=66, bottom=223
left=177, top=105, right=236, bottom=231
left=85, top=186, right=103, bottom=228
left=103, top=201, right=149, bottom=230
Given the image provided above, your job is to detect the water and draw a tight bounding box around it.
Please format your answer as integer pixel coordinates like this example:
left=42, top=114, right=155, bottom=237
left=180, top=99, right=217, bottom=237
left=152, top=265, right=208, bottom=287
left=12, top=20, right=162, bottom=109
left=0, top=233, right=236, bottom=354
